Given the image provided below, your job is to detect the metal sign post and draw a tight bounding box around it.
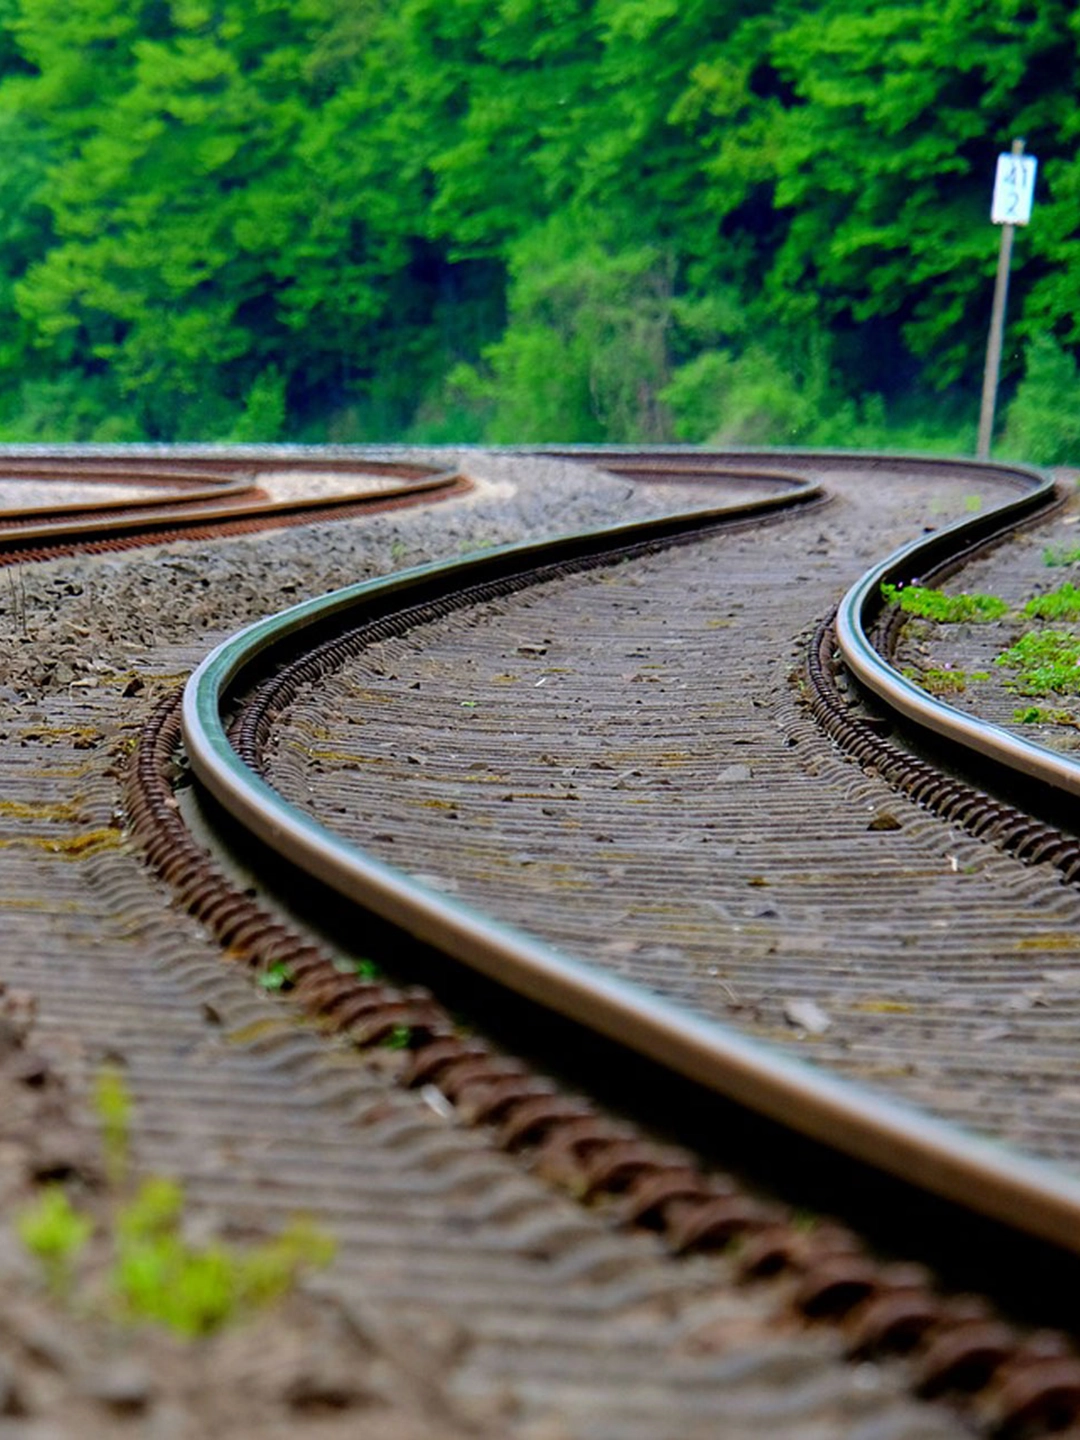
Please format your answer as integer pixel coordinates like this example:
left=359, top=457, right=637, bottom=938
left=976, top=138, right=1037, bottom=459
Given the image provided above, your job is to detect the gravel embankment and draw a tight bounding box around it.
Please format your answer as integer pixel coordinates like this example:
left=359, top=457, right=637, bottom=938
left=0, top=450, right=711, bottom=703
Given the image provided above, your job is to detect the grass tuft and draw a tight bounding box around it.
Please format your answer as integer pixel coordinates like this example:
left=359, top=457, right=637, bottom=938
left=994, top=629, right=1080, bottom=696
left=1043, top=545, right=1080, bottom=568
left=17, top=1069, right=334, bottom=1336
left=881, top=583, right=1008, bottom=623
left=1014, top=704, right=1080, bottom=727
left=1022, top=582, right=1080, bottom=621
left=900, top=666, right=988, bottom=696
left=257, top=960, right=294, bottom=992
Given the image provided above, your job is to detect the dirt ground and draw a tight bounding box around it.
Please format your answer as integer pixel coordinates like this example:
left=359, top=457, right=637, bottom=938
left=0, top=986, right=500, bottom=1440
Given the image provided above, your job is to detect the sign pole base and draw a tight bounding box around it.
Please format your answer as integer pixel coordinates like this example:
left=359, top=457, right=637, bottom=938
left=976, top=220, right=1016, bottom=460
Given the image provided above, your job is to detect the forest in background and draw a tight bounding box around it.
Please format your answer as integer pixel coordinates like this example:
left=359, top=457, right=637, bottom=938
left=0, top=0, right=1077, bottom=461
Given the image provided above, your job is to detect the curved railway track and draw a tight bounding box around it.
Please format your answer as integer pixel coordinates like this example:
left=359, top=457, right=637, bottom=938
left=0, top=452, right=469, bottom=563
left=176, top=450, right=1080, bottom=1239
left=7, top=444, right=1080, bottom=1437
left=155, top=448, right=1080, bottom=1429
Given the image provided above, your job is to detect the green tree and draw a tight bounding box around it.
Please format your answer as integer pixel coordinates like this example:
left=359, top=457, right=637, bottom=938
left=0, top=0, right=1077, bottom=446
left=454, top=213, right=676, bottom=442
left=3, top=0, right=495, bottom=438
left=760, top=0, right=1077, bottom=390
left=1002, top=334, right=1080, bottom=467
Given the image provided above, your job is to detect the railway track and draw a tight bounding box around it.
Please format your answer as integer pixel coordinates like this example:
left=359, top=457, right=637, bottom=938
left=163, top=447, right=1080, bottom=1428
left=0, top=452, right=469, bottom=564
left=5, top=445, right=1080, bottom=1436
left=177, top=450, right=1080, bottom=1229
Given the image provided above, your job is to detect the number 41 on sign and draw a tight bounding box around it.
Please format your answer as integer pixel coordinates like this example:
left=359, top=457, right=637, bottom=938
left=991, top=152, right=1037, bottom=225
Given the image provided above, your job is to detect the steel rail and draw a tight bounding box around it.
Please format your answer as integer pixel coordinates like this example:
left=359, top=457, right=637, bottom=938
left=0, top=465, right=256, bottom=521
left=0, top=471, right=463, bottom=551
left=179, top=460, right=1080, bottom=1256
left=833, top=462, right=1076, bottom=791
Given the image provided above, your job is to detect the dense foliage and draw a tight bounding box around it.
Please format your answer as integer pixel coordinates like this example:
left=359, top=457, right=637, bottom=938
left=0, top=0, right=1076, bottom=456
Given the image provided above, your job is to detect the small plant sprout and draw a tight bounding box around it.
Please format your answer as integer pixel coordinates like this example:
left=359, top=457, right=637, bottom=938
left=16, top=1187, right=93, bottom=1294
left=96, top=1062, right=132, bottom=1188
left=1014, top=705, right=1080, bottom=727
left=17, top=1068, right=336, bottom=1335
left=995, top=630, right=1080, bottom=696
left=881, top=583, right=1009, bottom=623
left=1044, top=545, right=1080, bottom=568
left=332, top=956, right=380, bottom=980
left=112, top=1178, right=334, bottom=1336
left=1022, top=582, right=1080, bottom=621
left=257, top=960, right=295, bottom=992
left=901, top=666, right=989, bottom=697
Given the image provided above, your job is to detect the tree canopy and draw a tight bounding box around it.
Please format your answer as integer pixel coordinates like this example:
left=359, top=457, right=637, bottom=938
left=0, top=0, right=1076, bottom=457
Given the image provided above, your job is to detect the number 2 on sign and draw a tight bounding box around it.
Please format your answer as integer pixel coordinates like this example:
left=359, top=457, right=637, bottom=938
left=991, top=153, right=1037, bottom=226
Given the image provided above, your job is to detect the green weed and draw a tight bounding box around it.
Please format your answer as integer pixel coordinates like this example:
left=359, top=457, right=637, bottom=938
left=96, top=1063, right=132, bottom=1188
left=257, top=960, right=294, bottom=992
left=112, top=1177, right=333, bottom=1336
left=1043, top=545, right=1080, bottom=568
left=332, top=956, right=380, bottom=980
left=17, top=1069, right=334, bottom=1335
left=1014, top=704, right=1080, bottom=727
left=881, top=583, right=1008, bottom=623
left=16, top=1187, right=93, bottom=1295
left=1022, top=582, right=1080, bottom=621
left=994, top=629, right=1080, bottom=696
left=901, top=666, right=989, bottom=697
